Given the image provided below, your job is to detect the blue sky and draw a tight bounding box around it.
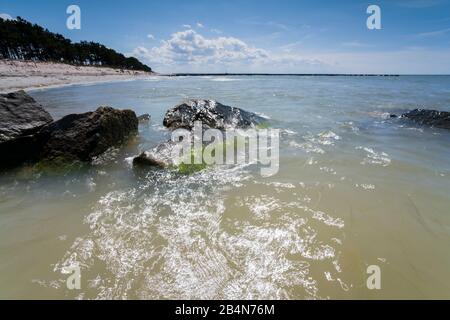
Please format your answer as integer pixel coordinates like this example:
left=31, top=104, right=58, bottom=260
left=1, top=0, right=450, bottom=74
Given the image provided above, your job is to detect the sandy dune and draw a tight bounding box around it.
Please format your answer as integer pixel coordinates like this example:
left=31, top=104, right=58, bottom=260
left=0, top=59, right=156, bottom=93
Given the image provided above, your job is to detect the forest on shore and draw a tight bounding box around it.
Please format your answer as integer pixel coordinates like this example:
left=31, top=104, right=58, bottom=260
left=0, top=17, right=152, bottom=72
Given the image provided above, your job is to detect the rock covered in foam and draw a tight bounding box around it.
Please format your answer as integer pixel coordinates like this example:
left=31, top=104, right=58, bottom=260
left=163, top=99, right=265, bottom=130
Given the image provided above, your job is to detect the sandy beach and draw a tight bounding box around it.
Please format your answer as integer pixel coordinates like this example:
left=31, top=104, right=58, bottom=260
left=0, top=59, right=156, bottom=93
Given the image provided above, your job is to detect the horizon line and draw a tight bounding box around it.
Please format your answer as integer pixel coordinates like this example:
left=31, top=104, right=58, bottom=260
left=161, top=73, right=450, bottom=77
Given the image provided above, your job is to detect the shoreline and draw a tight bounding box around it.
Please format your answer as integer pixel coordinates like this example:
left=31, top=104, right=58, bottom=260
left=0, top=59, right=157, bottom=93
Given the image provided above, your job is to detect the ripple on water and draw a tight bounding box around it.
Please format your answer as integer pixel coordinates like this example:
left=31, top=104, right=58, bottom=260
left=53, top=163, right=346, bottom=299
left=356, top=146, right=391, bottom=167
left=288, top=130, right=341, bottom=155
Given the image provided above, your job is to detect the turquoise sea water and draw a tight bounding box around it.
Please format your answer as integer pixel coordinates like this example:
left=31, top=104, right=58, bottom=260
left=1, top=75, right=450, bottom=299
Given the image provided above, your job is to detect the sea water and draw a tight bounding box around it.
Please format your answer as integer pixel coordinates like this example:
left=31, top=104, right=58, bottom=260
left=1, top=75, right=450, bottom=299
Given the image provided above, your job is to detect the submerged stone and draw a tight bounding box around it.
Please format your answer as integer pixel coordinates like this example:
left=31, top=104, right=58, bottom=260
left=132, top=152, right=166, bottom=168
left=138, top=113, right=151, bottom=123
left=401, top=109, right=450, bottom=130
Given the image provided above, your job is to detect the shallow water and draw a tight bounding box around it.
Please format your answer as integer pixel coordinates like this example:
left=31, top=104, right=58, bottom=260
left=1, top=75, right=450, bottom=299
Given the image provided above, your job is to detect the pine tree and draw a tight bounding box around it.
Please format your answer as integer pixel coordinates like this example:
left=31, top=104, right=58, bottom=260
left=0, top=17, right=152, bottom=72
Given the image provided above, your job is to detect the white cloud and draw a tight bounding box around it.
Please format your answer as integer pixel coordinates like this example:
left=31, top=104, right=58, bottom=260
left=280, top=41, right=303, bottom=53
left=0, top=13, right=15, bottom=21
left=211, top=28, right=223, bottom=34
left=147, top=34, right=155, bottom=40
left=131, top=27, right=450, bottom=74
left=132, top=28, right=324, bottom=73
left=417, top=28, right=450, bottom=37
left=266, top=21, right=290, bottom=31
left=196, top=22, right=204, bottom=28
left=341, top=41, right=373, bottom=48
left=395, top=0, right=443, bottom=8
left=182, top=24, right=192, bottom=29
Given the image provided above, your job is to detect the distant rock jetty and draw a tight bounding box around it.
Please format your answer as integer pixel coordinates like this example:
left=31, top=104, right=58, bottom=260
left=167, top=73, right=400, bottom=77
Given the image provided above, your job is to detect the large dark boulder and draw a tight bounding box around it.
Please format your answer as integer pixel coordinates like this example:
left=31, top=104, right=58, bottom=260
left=163, top=99, right=266, bottom=130
left=0, top=91, right=53, bottom=141
left=0, top=91, right=140, bottom=170
left=0, top=91, right=53, bottom=167
left=38, top=107, right=138, bottom=162
left=135, top=100, right=268, bottom=169
left=401, top=109, right=450, bottom=130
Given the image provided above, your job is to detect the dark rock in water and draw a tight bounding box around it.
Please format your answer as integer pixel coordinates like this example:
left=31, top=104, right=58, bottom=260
left=141, top=100, right=267, bottom=171
left=133, top=152, right=166, bottom=168
left=0, top=91, right=139, bottom=170
left=163, top=99, right=266, bottom=130
left=0, top=134, right=44, bottom=169
left=132, top=141, right=175, bottom=169
left=0, top=91, right=53, bottom=167
left=138, top=114, right=151, bottom=123
left=390, top=114, right=398, bottom=118
left=38, top=107, right=138, bottom=162
left=0, top=90, right=53, bottom=142
left=402, top=109, right=450, bottom=130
